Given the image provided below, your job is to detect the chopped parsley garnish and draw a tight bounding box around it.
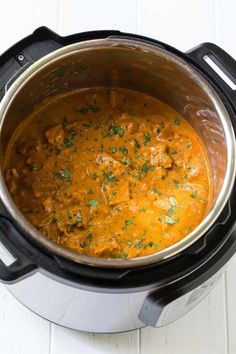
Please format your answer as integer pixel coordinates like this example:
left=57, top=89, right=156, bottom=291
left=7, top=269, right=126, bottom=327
left=55, top=148, right=61, bottom=156
left=173, top=179, right=179, bottom=186
left=152, top=187, right=161, bottom=195
left=156, top=127, right=161, bottom=134
left=55, top=169, right=72, bottom=185
left=126, top=240, right=133, bottom=247
left=144, top=133, right=151, bottom=145
left=168, top=206, right=176, bottom=214
left=86, top=233, right=93, bottom=240
left=88, top=199, right=99, bottom=207
left=121, top=250, right=128, bottom=258
left=63, top=116, right=68, bottom=126
left=110, top=147, right=117, bottom=154
left=104, top=172, right=118, bottom=183
left=123, top=159, right=131, bottom=166
left=77, top=104, right=100, bottom=114
left=141, top=163, right=148, bottom=174
left=174, top=118, right=180, bottom=125
left=31, top=163, right=42, bottom=171
left=125, top=219, right=133, bottom=226
left=140, top=207, right=146, bottom=212
left=191, top=191, right=198, bottom=198
left=76, top=216, right=82, bottom=224
left=92, top=172, right=98, bottom=180
left=165, top=215, right=178, bottom=224
left=199, top=199, right=205, bottom=204
left=109, top=125, right=124, bottom=137
left=134, top=172, right=141, bottom=181
left=51, top=217, right=60, bottom=224
left=118, top=146, right=128, bottom=155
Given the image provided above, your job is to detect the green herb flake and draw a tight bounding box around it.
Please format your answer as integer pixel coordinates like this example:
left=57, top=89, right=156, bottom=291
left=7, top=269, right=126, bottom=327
left=144, top=133, right=151, bottom=145
left=80, top=241, right=87, bottom=248
left=141, top=163, right=148, bottom=174
left=173, top=179, right=179, bottom=186
left=134, top=172, right=141, bottom=181
left=121, top=250, right=128, bottom=258
left=125, top=219, right=133, bottom=226
left=191, top=191, right=198, bottom=198
left=126, top=240, right=133, bottom=248
left=140, top=207, right=146, bottom=212
left=174, top=118, right=181, bottom=125
left=199, top=199, right=205, bottom=204
left=64, top=138, right=75, bottom=148
left=110, top=125, right=124, bottom=137
left=134, top=240, right=143, bottom=249
left=156, top=127, right=161, bottom=134
left=165, top=215, right=178, bottom=224
left=88, top=199, right=99, bottom=207
left=55, top=148, right=61, bottom=156
left=118, top=146, right=128, bottom=155
left=86, top=233, right=93, bottom=241
left=110, top=147, right=117, bottom=154
left=92, top=172, right=98, bottom=180
left=182, top=173, right=187, bottom=178
left=51, top=217, right=60, bottom=224
left=76, top=216, right=82, bottom=224
left=168, top=206, right=176, bottom=214
left=152, top=187, right=161, bottom=195
left=31, top=163, right=42, bottom=171
left=123, top=159, right=131, bottom=166
left=104, top=172, right=118, bottom=183
left=63, top=116, right=68, bottom=126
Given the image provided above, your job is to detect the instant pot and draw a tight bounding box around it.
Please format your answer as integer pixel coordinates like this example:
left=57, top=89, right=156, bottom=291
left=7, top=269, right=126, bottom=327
left=0, top=27, right=235, bottom=333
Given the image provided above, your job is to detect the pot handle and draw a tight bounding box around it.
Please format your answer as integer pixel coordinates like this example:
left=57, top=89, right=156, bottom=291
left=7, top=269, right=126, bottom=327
left=0, top=217, right=37, bottom=282
left=139, top=227, right=236, bottom=327
left=186, top=43, right=236, bottom=108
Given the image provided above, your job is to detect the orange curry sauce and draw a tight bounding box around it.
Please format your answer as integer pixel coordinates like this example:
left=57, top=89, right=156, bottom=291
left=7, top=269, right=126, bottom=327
left=4, top=88, right=211, bottom=258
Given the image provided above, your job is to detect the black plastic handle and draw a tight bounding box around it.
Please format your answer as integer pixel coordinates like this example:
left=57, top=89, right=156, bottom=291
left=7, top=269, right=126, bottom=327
left=139, top=227, right=236, bottom=327
left=0, top=27, right=122, bottom=101
left=0, top=217, right=37, bottom=282
left=186, top=43, right=236, bottom=109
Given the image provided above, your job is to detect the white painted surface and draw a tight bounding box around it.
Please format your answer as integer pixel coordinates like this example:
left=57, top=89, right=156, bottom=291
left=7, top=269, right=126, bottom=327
left=0, top=0, right=235, bottom=353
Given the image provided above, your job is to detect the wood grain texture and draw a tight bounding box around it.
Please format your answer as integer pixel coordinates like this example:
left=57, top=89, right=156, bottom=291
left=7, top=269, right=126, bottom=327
left=141, top=276, right=227, bottom=354
left=0, top=0, right=236, bottom=353
left=51, top=324, right=139, bottom=354
left=0, top=284, right=50, bottom=354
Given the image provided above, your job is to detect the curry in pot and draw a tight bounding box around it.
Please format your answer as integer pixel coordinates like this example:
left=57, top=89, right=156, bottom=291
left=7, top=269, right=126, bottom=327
left=4, top=88, right=212, bottom=258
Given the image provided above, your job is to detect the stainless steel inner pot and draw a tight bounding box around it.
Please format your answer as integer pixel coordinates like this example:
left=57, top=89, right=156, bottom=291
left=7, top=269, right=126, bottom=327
left=0, top=38, right=235, bottom=268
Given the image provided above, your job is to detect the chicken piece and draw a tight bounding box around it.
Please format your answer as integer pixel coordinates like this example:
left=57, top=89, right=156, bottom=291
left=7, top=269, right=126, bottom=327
left=45, top=124, right=64, bottom=148
left=92, top=237, right=120, bottom=257
left=96, top=153, right=127, bottom=175
left=104, top=179, right=129, bottom=206
left=43, top=197, right=53, bottom=213
left=56, top=206, right=89, bottom=234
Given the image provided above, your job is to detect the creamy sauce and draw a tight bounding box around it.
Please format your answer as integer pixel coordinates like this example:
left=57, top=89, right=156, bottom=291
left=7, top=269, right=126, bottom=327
left=4, top=88, right=212, bottom=258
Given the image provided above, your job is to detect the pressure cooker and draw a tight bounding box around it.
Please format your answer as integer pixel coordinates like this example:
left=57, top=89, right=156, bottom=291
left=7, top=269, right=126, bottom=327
left=0, top=27, right=235, bottom=333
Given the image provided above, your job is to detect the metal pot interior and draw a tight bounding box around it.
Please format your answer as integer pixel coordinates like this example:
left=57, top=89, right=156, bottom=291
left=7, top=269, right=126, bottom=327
left=0, top=38, right=235, bottom=268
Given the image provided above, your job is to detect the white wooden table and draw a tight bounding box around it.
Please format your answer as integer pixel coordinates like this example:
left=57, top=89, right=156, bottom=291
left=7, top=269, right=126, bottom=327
left=0, top=1, right=236, bottom=353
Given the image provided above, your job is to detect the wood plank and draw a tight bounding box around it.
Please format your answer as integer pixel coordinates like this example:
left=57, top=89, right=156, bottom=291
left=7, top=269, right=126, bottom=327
left=51, top=323, right=139, bottom=354
left=225, top=255, right=236, bottom=354
left=140, top=276, right=227, bottom=354
left=0, top=284, right=50, bottom=354
left=137, top=0, right=215, bottom=51
left=58, top=0, right=137, bottom=35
